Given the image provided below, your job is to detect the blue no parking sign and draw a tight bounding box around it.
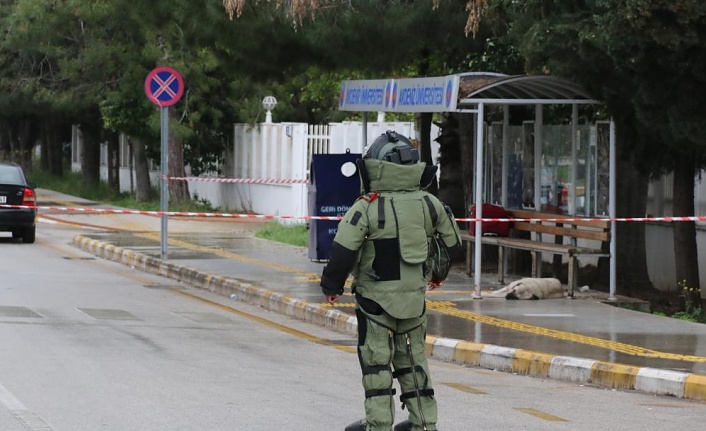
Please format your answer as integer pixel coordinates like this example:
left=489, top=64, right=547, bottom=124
left=144, top=66, right=184, bottom=107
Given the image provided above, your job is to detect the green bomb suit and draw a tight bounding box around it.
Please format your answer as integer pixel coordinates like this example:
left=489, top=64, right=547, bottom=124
left=321, top=158, right=461, bottom=431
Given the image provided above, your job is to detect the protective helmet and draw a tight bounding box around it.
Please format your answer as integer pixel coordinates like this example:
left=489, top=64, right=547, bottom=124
left=364, top=130, right=419, bottom=165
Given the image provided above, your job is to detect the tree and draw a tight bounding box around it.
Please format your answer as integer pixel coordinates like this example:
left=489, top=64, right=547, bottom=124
left=223, top=0, right=494, bottom=209
left=138, top=1, right=327, bottom=201
left=486, top=0, right=706, bottom=302
left=0, top=1, right=67, bottom=173
left=0, top=0, right=130, bottom=182
left=222, top=0, right=488, bottom=37
left=601, top=1, right=706, bottom=304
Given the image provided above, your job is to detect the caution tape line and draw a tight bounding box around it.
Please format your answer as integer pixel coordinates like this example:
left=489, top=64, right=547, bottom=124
left=2, top=204, right=338, bottom=220
left=164, top=176, right=307, bottom=184
left=4, top=204, right=706, bottom=223
left=457, top=216, right=706, bottom=223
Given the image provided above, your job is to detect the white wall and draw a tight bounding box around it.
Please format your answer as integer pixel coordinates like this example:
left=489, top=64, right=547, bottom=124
left=70, top=121, right=431, bottom=219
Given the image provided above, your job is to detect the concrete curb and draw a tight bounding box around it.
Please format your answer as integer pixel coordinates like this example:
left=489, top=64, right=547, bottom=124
left=73, top=235, right=706, bottom=403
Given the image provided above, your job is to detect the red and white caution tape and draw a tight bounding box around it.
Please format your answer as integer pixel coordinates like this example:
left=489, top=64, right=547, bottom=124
left=164, top=176, right=307, bottom=184
left=2, top=204, right=338, bottom=220
left=456, top=216, right=706, bottom=223
left=3, top=204, right=706, bottom=223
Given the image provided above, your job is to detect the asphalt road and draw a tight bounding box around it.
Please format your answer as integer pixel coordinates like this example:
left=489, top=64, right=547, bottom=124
left=0, top=218, right=704, bottom=430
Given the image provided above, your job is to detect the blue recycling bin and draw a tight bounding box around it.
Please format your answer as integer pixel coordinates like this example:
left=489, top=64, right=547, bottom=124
left=308, top=152, right=362, bottom=261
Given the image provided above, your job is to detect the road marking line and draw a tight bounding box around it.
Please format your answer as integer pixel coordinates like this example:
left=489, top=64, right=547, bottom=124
left=513, top=407, right=569, bottom=422
left=523, top=313, right=575, bottom=317
left=0, top=383, right=55, bottom=430
left=0, top=383, right=24, bottom=411
left=442, top=382, right=488, bottom=395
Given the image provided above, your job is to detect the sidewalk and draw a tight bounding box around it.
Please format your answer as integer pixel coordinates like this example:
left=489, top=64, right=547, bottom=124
left=37, top=189, right=706, bottom=402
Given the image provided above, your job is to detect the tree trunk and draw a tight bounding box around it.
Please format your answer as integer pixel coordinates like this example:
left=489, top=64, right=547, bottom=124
left=80, top=122, right=102, bottom=186
left=436, top=113, right=466, bottom=220
left=416, top=112, right=438, bottom=195
left=609, top=121, right=654, bottom=296
left=0, top=128, right=9, bottom=157
left=131, top=138, right=152, bottom=202
left=106, top=131, right=120, bottom=195
left=42, top=115, right=64, bottom=177
left=612, top=155, right=652, bottom=292
left=672, top=152, right=701, bottom=306
left=18, top=118, right=39, bottom=171
left=168, top=133, right=190, bottom=203
left=414, top=50, right=438, bottom=195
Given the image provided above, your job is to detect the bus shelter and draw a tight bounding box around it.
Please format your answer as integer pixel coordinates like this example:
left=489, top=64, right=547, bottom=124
left=338, top=72, right=617, bottom=299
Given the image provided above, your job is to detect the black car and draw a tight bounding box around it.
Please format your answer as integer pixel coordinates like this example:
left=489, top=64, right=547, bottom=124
left=0, top=162, right=37, bottom=243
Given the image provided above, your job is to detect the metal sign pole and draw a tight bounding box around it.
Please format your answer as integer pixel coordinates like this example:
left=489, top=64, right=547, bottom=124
left=160, top=106, right=169, bottom=260
left=473, top=103, right=485, bottom=299
left=144, top=65, right=183, bottom=261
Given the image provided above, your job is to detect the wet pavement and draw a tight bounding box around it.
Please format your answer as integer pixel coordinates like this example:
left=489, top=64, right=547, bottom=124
left=33, top=189, right=706, bottom=399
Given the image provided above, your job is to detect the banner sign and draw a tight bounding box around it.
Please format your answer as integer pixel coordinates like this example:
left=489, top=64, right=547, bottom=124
left=338, top=79, right=392, bottom=112
left=391, top=75, right=459, bottom=112
left=338, top=75, right=459, bottom=113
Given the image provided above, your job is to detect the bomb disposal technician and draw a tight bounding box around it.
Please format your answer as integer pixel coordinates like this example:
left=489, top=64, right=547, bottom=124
left=320, top=131, right=462, bottom=431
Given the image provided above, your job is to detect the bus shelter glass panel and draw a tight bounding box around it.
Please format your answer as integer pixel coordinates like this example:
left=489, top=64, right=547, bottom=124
left=487, top=122, right=606, bottom=218
left=541, top=125, right=571, bottom=213
left=539, top=124, right=594, bottom=216
left=495, top=123, right=533, bottom=210
left=522, top=121, right=536, bottom=209
left=487, top=122, right=504, bottom=205
left=594, top=121, right=611, bottom=217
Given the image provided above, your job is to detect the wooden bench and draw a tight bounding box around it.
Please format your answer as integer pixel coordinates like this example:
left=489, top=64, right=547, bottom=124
left=461, top=209, right=611, bottom=297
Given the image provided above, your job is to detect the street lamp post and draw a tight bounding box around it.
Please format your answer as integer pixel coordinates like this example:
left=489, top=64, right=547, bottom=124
left=262, top=96, right=277, bottom=123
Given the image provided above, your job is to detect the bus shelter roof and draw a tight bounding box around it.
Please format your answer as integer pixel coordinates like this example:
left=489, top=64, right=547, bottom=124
left=456, top=72, right=599, bottom=106
left=338, top=72, right=599, bottom=113
left=337, top=72, right=615, bottom=300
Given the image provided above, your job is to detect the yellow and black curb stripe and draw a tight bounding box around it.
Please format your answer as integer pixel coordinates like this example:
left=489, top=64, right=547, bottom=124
left=72, top=235, right=706, bottom=403
left=427, top=337, right=706, bottom=401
